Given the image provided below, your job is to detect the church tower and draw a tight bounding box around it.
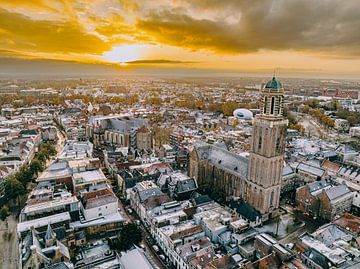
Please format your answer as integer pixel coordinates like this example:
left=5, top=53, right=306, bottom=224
left=246, top=76, right=288, bottom=216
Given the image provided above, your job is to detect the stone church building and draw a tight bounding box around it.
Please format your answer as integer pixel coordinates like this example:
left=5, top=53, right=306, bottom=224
left=189, top=76, right=288, bottom=218
left=189, top=142, right=248, bottom=199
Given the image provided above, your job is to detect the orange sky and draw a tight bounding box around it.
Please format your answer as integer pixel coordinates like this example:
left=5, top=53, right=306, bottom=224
left=1, top=0, right=360, bottom=76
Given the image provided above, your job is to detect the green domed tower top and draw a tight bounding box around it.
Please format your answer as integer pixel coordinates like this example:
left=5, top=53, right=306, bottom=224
left=260, top=76, right=284, bottom=117
left=265, top=76, right=283, bottom=90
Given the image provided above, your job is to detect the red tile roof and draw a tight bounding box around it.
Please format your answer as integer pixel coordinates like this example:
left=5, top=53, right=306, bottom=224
left=333, top=213, right=360, bottom=235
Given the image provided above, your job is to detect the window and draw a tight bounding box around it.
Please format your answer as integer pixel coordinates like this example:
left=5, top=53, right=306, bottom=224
left=270, top=96, right=275, bottom=114
left=258, top=134, right=262, bottom=151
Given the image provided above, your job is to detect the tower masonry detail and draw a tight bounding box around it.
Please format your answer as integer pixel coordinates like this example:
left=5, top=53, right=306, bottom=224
left=246, top=76, right=288, bottom=215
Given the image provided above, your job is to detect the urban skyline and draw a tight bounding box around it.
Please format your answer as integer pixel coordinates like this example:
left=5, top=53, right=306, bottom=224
left=1, top=1, right=360, bottom=269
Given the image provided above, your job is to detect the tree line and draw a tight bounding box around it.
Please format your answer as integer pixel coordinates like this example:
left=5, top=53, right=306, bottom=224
left=284, top=108, right=305, bottom=134
left=336, top=109, right=360, bottom=126
left=309, top=109, right=335, bottom=129
left=303, top=99, right=360, bottom=127
left=301, top=100, right=335, bottom=129
left=0, top=142, right=57, bottom=219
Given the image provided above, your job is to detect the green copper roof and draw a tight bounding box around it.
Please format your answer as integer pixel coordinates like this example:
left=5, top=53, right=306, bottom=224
left=265, top=77, right=282, bottom=89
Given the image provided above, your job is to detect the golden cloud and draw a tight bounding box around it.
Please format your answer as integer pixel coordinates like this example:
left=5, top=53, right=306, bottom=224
left=1, top=0, right=360, bottom=63
left=136, top=12, right=248, bottom=54
left=0, top=8, right=110, bottom=56
left=94, top=13, right=134, bottom=38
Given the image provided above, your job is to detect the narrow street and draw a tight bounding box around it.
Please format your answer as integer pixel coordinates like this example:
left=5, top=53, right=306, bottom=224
left=122, top=205, right=167, bottom=269
left=297, top=113, right=353, bottom=142
left=55, top=129, right=66, bottom=157
left=297, top=114, right=324, bottom=138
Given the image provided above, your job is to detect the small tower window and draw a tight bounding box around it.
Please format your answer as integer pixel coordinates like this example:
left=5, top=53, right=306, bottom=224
left=258, top=135, right=262, bottom=151
left=270, top=191, right=274, bottom=206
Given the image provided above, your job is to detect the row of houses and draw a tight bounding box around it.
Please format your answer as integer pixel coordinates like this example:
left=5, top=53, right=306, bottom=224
left=128, top=171, right=353, bottom=269
left=297, top=214, right=360, bottom=269
left=296, top=180, right=357, bottom=221
left=17, top=140, right=127, bottom=269
left=0, top=108, right=59, bottom=198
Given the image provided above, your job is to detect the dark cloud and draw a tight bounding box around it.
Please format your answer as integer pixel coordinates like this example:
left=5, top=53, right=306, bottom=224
left=136, top=0, right=360, bottom=56
left=137, top=12, right=244, bottom=53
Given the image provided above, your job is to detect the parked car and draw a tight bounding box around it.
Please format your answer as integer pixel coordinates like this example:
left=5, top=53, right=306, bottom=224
left=152, top=245, right=159, bottom=252
left=159, top=254, right=165, bottom=261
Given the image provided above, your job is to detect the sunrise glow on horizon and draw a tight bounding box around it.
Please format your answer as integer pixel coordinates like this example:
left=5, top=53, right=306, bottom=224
left=1, top=0, right=360, bottom=75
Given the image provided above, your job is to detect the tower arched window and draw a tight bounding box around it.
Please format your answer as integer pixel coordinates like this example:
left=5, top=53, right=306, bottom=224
left=270, top=96, right=275, bottom=115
